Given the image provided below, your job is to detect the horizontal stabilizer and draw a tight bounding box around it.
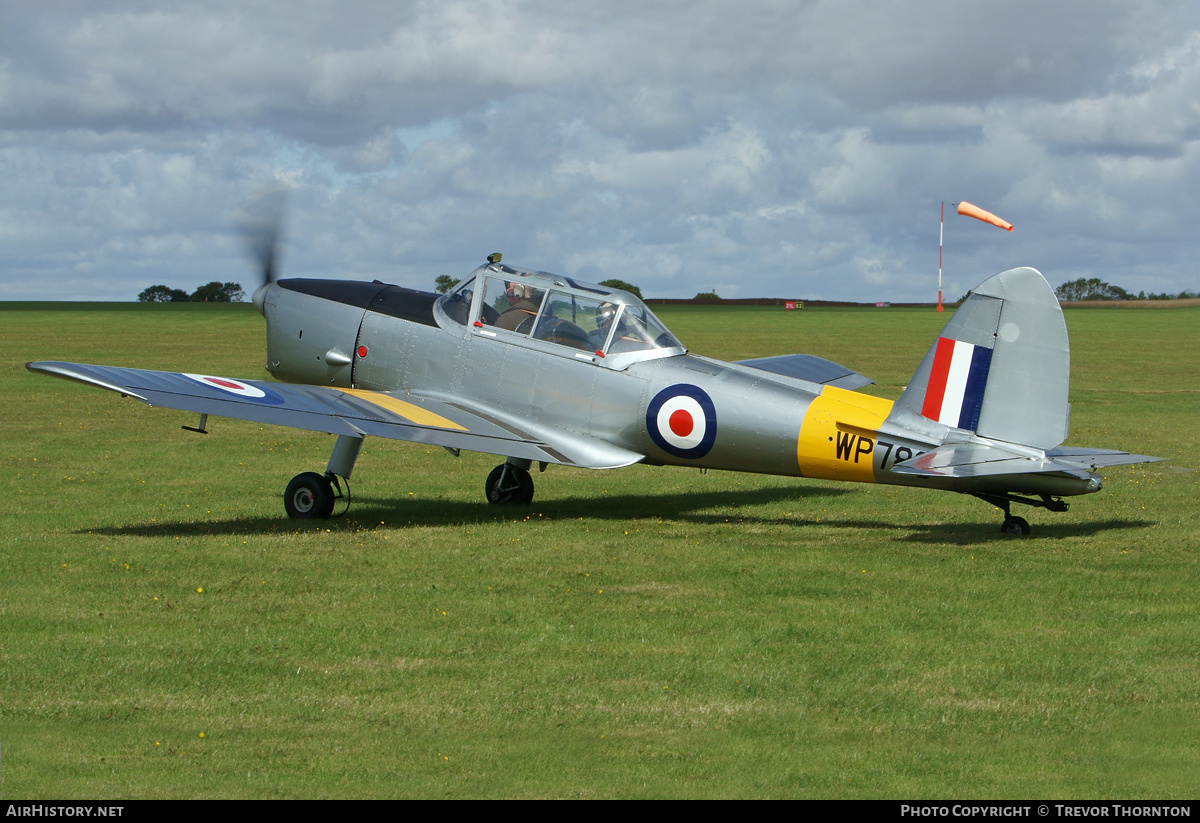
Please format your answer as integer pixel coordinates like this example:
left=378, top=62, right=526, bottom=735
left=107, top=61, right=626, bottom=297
left=891, top=442, right=1098, bottom=480
left=1045, top=446, right=1164, bottom=469
left=736, top=354, right=873, bottom=389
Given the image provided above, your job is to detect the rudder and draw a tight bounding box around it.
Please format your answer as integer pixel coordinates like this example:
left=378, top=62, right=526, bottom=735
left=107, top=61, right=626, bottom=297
left=894, top=267, right=1069, bottom=450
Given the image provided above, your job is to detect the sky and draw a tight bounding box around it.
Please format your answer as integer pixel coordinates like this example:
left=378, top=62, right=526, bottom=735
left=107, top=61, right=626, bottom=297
left=2, top=1, right=1198, bottom=303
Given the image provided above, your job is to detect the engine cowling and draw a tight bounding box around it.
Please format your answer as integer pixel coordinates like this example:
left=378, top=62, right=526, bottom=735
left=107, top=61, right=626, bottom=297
left=256, top=280, right=378, bottom=387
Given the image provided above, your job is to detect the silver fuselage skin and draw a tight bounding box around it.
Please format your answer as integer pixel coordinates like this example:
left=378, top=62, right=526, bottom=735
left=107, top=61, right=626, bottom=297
left=253, top=263, right=1099, bottom=499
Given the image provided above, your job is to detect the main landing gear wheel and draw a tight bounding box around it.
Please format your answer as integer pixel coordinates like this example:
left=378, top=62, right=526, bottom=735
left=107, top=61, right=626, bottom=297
left=1000, top=516, right=1031, bottom=536
left=485, top=464, right=534, bottom=505
left=285, top=471, right=335, bottom=519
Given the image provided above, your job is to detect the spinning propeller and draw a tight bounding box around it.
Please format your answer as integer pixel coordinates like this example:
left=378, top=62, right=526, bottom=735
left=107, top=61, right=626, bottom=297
left=236, top=188, right=288, bottom=287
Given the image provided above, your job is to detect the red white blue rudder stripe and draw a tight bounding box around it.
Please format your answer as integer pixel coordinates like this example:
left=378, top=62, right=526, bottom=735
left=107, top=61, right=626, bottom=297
left=646, top=384, right=717, bottom=459
left=919, top=338, right=993, bottom=430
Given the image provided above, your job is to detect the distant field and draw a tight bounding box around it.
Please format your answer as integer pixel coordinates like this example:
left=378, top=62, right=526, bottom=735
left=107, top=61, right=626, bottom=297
left=2, top=301, right=1196, bottom=798
left=1063, top=298, right=1200, bottom=309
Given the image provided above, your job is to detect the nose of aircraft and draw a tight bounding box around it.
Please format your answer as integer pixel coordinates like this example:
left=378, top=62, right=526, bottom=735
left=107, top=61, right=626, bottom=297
left=252, top=283, right=271, bottom=317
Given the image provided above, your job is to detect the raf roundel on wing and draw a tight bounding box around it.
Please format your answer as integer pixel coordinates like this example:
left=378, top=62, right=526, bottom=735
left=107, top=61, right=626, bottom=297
left=183, top=373, right=286, bottom=405
left=646, top=384, right=717, bottom=459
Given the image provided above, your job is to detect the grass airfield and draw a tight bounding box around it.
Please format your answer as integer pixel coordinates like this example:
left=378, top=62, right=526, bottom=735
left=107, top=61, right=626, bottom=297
left=2, top=300, right=1197, bottom=799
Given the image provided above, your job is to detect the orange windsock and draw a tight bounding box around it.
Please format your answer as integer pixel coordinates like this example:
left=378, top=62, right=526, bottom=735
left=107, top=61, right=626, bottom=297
left=957, top=201, right=1012, bottom=232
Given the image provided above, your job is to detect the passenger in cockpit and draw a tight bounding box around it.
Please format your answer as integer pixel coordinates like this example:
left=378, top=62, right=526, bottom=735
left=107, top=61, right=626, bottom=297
left=496, top=282, right=544, bottom=333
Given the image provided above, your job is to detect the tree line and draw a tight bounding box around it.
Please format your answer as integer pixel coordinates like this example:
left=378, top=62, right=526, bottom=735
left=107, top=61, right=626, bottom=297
left=1055, top=277, right=1197, bottom=302
left=138, top=282, right=246, bottom=303
left=142, top=275, right=1192, bottom=306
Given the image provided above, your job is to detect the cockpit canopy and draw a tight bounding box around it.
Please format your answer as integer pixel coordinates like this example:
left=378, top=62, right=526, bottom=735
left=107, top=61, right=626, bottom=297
left=437, top=261, right=684, bottom=368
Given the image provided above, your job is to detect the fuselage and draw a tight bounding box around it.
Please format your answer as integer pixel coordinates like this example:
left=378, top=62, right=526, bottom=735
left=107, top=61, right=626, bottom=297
left=252, top=262, right=1099, bottom=499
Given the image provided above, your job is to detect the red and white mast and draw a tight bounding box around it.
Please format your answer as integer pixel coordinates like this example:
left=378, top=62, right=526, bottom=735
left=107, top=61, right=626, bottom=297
left=938, top=201, right=944, bottom=313
left=940, top=200, right=1012, bottom=312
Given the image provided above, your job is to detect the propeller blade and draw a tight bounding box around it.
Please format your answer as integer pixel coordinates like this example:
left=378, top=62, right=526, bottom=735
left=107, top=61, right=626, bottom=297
left=235, top=188, right=288, bottom=285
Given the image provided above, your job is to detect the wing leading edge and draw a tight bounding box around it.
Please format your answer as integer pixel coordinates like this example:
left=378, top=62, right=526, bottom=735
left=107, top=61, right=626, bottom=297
left=27, top=361, right=642, bottom=470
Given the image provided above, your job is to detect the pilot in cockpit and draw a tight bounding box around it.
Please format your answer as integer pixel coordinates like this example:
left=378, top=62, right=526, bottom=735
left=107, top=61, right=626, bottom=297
left=588, top=302, right=619, bottom=350
left=591, top=301, right=658, bottom=353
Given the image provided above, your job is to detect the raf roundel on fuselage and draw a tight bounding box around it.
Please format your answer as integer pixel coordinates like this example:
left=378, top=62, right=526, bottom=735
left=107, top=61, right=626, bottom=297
left=646, top=384, right=718, bottom=459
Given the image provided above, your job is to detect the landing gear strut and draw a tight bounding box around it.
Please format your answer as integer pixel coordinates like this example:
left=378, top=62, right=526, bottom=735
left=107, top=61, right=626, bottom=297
left=283, top=434, right=361, bottom=519
left=970, top=492, right=1068, bottom=536
left=486, top=459, right=534, bottom=505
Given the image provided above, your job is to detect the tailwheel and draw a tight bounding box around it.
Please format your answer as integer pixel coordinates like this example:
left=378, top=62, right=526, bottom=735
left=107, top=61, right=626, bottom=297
left=485, top=463, right=534, bottom=505
left=970, top=492, right=1063, bottom=537
left=285, top=471, right=335, bottom=519
left=1000, top=516, right=1031, bottom=536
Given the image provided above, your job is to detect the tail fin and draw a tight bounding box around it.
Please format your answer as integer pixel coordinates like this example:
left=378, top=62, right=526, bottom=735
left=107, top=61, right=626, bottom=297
left=894, top=267, right=1069, bottom=450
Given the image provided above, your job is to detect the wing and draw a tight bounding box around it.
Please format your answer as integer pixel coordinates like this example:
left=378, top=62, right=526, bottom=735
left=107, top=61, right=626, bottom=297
left=735, top=354, right=873, bottom=390
left=27, top=361, right=642, bottom=470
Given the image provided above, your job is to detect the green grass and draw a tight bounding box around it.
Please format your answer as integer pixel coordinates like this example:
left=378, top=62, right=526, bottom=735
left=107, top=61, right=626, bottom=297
left=2, top=302, right=1197, bottom=798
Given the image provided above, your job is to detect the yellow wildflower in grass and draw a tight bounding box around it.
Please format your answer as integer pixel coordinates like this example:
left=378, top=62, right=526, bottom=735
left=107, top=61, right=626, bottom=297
left=197, top=587, right=203, bottom=593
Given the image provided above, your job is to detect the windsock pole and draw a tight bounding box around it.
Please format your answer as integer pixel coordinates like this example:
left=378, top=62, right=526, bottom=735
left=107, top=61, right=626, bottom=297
left=938, top=201, right=944, bottom=312
left=940, top=200, right=1010, bottom=312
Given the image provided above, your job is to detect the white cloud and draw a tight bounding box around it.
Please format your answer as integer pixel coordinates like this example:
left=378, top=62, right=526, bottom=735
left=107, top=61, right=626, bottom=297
left=0, top=0, right=1196, bottom=303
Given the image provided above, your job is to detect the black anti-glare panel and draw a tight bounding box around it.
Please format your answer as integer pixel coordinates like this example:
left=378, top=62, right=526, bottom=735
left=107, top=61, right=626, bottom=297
left=277, top=279, right=389, bottom=308
left=367, top=286, right=439, bottom=327
left=277, top=279, right=439, bottom=327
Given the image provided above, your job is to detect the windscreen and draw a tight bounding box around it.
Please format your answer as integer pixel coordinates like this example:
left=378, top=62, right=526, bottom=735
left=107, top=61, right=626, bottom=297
left=439, top=276, right=475, bottom=325
left=604, top=303, right=681, bottom=354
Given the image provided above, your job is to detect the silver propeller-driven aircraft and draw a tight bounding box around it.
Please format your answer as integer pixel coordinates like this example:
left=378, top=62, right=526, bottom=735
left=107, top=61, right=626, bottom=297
left=29, top=252, right=1160, bottom=534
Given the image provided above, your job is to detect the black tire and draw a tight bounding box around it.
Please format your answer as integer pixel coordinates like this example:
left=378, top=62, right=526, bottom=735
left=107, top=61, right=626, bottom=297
left=485, top=464, right=535, bottom=505
left=285, top=472, right=335, bottom=519
left=1000, top=516, right=1031, bottom=535
left=513, top=469, right=534, bottom=505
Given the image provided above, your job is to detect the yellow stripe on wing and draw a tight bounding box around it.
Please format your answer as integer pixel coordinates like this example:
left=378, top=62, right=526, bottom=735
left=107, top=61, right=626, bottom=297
left=339, top=388, right=468, bottom=431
